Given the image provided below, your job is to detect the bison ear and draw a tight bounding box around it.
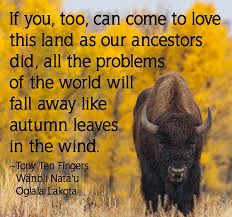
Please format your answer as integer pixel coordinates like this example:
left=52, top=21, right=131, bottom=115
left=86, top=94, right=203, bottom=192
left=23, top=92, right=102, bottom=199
left=141, top=105, right=159, bottom=134
left=196, top=107, right=212, bottom=135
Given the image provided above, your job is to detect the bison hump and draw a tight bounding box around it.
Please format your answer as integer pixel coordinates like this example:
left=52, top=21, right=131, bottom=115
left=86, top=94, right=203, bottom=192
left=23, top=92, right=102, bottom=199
left=146, top=72, right=202, bottom=122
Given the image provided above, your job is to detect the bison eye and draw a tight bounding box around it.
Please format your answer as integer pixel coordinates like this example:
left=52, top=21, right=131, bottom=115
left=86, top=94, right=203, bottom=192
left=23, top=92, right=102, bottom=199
left=190, top=143, right=196, bottom=151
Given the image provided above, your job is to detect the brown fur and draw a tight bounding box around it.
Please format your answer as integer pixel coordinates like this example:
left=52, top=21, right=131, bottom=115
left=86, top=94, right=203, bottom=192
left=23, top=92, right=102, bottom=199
left=146, top=72, right=202, bottom=122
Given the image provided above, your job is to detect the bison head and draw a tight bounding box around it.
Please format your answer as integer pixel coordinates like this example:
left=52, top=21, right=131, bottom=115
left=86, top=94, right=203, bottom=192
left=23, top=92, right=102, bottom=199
left=141, top=105, right=212, bottom=184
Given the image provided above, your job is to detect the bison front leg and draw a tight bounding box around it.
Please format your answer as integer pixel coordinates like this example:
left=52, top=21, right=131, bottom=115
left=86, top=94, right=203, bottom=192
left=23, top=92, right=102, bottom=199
left=151, top=194, right=158, bottom=214
left=141, top=176, right=152, bottom=215
left=141, top=171, right=159, bottom=215
left=178, top=195, right=194, bottom=216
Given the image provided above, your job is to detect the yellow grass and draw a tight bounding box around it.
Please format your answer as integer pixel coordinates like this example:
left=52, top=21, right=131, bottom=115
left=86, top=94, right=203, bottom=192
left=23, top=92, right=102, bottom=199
left=0, top=166, right=231, bottom=217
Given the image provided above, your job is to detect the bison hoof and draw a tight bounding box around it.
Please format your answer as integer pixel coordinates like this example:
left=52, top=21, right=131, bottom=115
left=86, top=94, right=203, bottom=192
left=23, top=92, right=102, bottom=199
left=145, top=209, right=153, bottom=216
left=180, top=209, right=192, bottom=217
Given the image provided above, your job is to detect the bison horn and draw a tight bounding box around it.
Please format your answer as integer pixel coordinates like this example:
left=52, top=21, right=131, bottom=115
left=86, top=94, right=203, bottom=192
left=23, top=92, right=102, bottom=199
left=141, top=105, right=159, bottom=134
left=196, top=107, right=212, bottom=135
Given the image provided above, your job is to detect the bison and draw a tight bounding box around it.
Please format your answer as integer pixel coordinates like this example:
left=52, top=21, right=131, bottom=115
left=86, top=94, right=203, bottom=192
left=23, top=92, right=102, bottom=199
left=133, top=72, right=212, bottom=216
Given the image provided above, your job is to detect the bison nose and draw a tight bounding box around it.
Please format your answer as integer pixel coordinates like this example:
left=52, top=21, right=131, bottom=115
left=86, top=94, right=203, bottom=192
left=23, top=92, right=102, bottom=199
left=168, top=166, right=187, bottom=183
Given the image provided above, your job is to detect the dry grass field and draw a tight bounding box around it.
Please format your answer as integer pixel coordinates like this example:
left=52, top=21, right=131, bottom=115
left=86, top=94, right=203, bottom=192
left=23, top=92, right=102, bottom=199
left=0, top=166, right=231, bottom=217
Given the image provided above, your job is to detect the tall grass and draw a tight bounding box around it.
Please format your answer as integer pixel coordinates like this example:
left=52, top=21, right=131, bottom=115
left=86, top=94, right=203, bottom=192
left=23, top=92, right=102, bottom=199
left=0, top=164, right=231, bottom=217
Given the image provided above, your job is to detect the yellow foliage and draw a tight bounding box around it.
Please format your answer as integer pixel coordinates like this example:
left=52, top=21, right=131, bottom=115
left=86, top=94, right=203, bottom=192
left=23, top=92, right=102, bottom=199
left=0, top=0, right=231, bottom=197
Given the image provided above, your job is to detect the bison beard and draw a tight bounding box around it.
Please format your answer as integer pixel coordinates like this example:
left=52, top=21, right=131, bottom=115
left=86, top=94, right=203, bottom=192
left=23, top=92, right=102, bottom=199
left=133, top=72, right=212, bottom=216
